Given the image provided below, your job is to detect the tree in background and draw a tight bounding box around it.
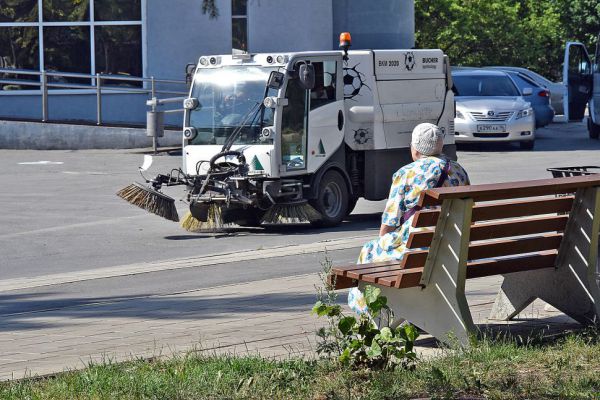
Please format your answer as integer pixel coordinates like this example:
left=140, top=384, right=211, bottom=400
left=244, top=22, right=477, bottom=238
left=557, top=0, right=600, bottom=54
left=414, top=0, right=599, bottom=81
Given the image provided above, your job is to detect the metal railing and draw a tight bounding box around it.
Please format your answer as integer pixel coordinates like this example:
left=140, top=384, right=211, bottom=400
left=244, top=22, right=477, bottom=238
left=0, top=67, right=188, bottom=126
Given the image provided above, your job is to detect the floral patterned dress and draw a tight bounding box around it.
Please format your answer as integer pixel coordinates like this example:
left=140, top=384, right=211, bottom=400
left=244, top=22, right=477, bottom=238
left=357, top=156, right=470, bottom=264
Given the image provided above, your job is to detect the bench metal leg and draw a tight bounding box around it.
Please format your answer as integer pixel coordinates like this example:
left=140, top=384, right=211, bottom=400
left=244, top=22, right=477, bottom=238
left=490, top=187, right=600, bottom=324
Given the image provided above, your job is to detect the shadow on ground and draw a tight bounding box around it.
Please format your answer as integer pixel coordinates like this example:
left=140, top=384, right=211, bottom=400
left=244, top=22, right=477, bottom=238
left=0, top=291, right=319, bottom=332
left=163, top=212, right=381, bottom=240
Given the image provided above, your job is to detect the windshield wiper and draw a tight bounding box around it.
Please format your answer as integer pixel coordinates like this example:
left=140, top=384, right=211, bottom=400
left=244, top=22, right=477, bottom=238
left=220, top=102, right=263, bottom=152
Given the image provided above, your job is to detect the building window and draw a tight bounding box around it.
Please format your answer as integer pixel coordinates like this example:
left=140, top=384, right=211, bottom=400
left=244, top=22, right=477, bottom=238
left=0, top=0, right=143, bottom=91
left=231, top=0, right=247, bottom=52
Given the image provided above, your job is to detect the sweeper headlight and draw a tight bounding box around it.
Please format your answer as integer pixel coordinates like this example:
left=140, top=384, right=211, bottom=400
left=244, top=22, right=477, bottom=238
left=260, top=127, right=275, bottom=142
left=183, top=127, right=198, bottom=140
left=183, top=97, right=199, bottom=110
left=263, top=96, right=277, bottom=108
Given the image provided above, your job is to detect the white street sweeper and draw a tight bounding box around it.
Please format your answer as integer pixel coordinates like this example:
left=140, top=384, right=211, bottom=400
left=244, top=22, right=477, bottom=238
left=118, top=33, right=457, bottom=229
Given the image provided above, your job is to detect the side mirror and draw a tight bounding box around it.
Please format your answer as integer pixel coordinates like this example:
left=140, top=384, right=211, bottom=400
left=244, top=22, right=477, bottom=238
left=267, top=71, right=284, bottom=89
left=522, top=87, right=533, bottom=96
left=185, top=63, right=196, bottom=86
left=298, top=63, right=315, bottom=90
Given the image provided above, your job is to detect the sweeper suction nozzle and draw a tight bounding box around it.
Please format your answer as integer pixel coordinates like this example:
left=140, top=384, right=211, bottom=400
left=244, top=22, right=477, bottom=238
left=117, top=182, right=179, bottom=222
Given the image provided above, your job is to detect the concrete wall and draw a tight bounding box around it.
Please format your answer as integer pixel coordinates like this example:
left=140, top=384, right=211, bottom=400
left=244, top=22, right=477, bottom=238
left=145, top=0, right=232, bottom=81
left=248, top=0, right=333, bottom=52
left=333, top=0, right=414, bottom=50
left=0, top=120, right=181, bottom=150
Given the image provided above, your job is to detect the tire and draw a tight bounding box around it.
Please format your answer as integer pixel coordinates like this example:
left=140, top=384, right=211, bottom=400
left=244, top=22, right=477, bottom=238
left=520, top=140, right=535, bottom=150
left=588, top=117, right=600, bottom=139
left=347, top=196, right=359, bottom=216
left=310, top=170, right=349, bottom=227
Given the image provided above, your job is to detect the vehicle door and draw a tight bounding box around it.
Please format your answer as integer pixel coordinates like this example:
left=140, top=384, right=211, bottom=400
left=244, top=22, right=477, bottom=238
left=279, top=55, right=345, bottom=176
left=562, top=42, right=593, bottom=121
left=591, top=32, right=600, bottom=125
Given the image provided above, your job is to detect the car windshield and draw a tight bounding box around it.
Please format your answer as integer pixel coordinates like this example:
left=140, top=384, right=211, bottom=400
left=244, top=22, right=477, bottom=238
left=188, top=66, right=277, bottom=145
left=453, top=74, right=520, bottom=97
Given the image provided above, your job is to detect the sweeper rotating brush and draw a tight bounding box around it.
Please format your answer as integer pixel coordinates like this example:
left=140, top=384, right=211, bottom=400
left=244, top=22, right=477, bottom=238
left=117, top=182, right=179, bottom=222
left=180, top=203, right=232, bottom=232
left=261, top=201, right=321, bottom=224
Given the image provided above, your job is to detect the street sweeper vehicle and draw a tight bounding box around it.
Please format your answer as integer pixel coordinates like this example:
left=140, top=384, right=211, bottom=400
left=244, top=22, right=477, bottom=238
left=118, top=33, right=457, bottom=230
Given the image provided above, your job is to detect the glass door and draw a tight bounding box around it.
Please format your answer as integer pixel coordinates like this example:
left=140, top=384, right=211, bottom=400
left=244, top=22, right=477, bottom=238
left=280, top=76, right=309, bottom=170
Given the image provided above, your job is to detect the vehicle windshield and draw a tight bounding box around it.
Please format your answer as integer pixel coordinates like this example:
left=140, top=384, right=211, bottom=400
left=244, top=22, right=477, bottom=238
left=452, top=74, right=520, bottom=97
left=188, top=65, right=277, bottom=145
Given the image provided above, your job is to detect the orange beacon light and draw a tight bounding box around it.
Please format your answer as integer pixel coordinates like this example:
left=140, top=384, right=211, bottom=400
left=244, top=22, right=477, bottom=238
left=339, top=32, right=351, bottom=60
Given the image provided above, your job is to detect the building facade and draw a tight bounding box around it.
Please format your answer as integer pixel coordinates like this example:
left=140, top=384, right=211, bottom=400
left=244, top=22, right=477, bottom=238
left=0, top=0, right=414, bottom=126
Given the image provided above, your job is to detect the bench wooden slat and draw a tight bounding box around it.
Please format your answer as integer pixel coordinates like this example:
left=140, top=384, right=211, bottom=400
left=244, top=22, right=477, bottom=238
left=346, top=265, right=405, bottom=280
left=360, top=269, right=407, bottom=284
left=394, top=251, right=558, bottom=289
left=418, top=174, right=600, bottom=207
left=381, top=268, right=424, bottom=288
left=412, top=197, right=574, bottom=228
left=331, top=249, right=559, bottom=290
left=407, top=215, right=568, bottom=248
left=468, top=234, right=563, bottom=260
left=331, top=260, right=403, bottom=276
left=466, top=250, right=557, bottom=278
left=401, top=233, right=563, bottom=268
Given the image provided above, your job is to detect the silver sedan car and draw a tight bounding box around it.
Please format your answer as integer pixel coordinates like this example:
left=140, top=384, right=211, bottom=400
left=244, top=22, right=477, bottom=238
left=452, top=69, right=536, bottom=150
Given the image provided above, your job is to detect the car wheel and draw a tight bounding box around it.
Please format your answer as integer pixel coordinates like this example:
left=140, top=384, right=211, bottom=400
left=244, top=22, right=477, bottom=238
left=520, top=140, right=535, bottom=150
left=588, top=117, right=600, bottom=139
left=310, top=170, right=349, bottom=227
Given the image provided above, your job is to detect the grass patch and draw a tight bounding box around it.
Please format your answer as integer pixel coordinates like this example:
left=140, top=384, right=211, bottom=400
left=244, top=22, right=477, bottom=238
left=2, top=330, right=600, bottom=399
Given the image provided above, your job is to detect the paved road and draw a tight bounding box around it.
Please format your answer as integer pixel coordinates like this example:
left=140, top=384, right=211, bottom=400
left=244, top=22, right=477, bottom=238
left=0, top=121, right=598, bottom=314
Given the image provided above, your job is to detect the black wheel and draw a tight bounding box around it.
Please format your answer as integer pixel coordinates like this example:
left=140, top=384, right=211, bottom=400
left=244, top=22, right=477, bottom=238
left=520, top=140, right=535, bottom=150
left=347, top=196, right=359, bottom=216
left=588, top=117, right=600, bottom=139
left=310, top=170, right=349, bottom=227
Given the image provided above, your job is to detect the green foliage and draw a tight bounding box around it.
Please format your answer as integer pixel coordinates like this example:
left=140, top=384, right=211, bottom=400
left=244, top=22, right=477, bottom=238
left=415, top=0, right=599, bottom=81
left=1, top=330, right=600, bottom=399
left=312, top=259, right=418, bottom=370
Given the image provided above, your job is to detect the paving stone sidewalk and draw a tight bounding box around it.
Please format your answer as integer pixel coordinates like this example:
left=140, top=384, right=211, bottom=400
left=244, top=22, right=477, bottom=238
left=0, top=273, right=578, bottom=381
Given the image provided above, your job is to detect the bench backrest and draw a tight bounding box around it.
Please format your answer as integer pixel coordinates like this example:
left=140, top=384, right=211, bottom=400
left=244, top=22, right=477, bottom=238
left=393, top=175, right=600, bottom=288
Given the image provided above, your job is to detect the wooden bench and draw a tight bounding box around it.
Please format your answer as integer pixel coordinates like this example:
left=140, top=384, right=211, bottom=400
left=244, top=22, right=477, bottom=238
left=329, top=175, right=600, bottom=346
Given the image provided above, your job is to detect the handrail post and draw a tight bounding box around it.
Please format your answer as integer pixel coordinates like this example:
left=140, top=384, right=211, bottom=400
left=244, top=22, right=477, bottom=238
left=96, top=73, right=102, bottom=125
left=151, top=76, right=156, bottom=104
left=41, top=71, right=48, bottom=122
left=150, top=76, right=158, bottom=153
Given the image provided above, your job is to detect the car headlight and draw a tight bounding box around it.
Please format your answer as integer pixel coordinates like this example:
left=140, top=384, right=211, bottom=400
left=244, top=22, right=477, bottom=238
left=516, top=107, right=533, bottom=119
left=456, top=110, right=465, bottom=119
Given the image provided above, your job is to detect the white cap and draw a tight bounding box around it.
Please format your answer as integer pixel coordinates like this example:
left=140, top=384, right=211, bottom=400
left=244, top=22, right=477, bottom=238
left=411, top=123, right=445, bottom=156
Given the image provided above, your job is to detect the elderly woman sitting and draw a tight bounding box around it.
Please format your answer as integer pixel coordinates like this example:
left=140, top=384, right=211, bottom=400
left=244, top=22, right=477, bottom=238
left=358, top=123, right=470, bottom=264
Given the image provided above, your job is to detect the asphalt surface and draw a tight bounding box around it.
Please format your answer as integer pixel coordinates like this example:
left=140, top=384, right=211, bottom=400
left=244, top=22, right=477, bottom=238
left=1, top=121, right=599, bottom=314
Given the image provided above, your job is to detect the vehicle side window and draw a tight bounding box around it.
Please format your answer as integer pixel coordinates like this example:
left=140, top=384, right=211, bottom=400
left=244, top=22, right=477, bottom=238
left=516, top=73, right=537, bottom=88
left=310, top=61, right=337, bottom=110
left=281, top=78, right=308, bottom=169
left=569, top=45, right=591, bottom=76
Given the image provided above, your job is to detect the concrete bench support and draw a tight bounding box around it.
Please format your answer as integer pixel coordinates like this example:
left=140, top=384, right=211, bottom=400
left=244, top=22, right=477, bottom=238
left=490, top=187, right=600, bottom=324
left=362, top=198, right=477, bottom=346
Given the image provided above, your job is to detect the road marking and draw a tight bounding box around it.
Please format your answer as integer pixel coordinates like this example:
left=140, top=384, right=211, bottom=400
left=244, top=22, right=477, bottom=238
left=18, top=161, right=64, bottom=165
left=0, top=235, right=370, bottom=292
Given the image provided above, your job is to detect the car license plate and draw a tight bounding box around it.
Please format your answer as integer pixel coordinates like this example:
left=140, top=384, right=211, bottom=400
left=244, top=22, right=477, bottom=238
left=477, top=124, right=506, bottom=133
